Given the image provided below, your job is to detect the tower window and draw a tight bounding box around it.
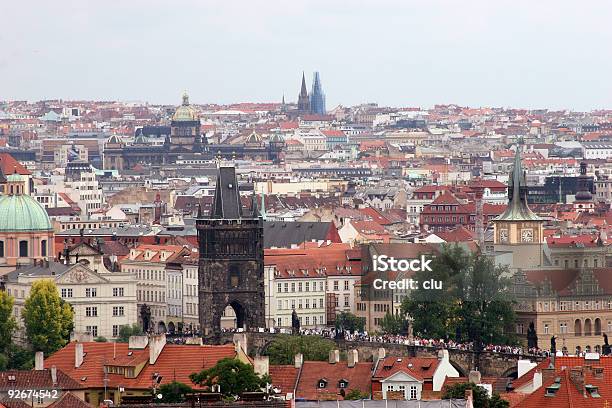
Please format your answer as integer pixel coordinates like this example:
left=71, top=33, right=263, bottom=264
left=41, top=240, right=47, bottom=257
left=0, top=241, right=4, bottom=257
left=19, top=240, right=28, bottom=257
left=229, top=266, right=240, bottom=288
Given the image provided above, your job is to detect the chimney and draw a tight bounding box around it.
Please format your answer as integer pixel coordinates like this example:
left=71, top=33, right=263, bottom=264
left=75, top=343, right=84, bottom=368
left=294, top=353, right=303, bottom=369
left=329, top=349, right=340, bottom=364
left=532, top=371, right=543, bottom=391
left=570, top=367, right=585, bottom=394
left=254, top=356, right=269, bottom=376
left=468, top=370, right=481, bottom=384
left=437, top=349, right=449, bottom=362
left=51, top=366, right=57, bottom=386
left=149, top=334, right=166, bottom=365
left=377, top=348, right=386, bottom=361
left=128, top=335, right=149, bottom=349
left=34, top=351, right=44, bottom=370
left=347, top=350, right=358, bottom=368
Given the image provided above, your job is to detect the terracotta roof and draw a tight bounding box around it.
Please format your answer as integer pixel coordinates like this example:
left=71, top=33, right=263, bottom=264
left=268, top=365, right=299, bottom=396
left=373, top=356, right=440, bottom=382
left=295, top=361, right=373, bottom=400
left=0, top=153, right=31, bottom=175
left=44, top=342, right=236, bottom=390
left=0, top=400, right=32, bottom=408
left=48, top=393, right=93, bottom=408
left=0, top=369, right=83, bottom=391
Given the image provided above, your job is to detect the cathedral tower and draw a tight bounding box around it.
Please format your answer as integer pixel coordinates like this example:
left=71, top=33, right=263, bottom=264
left=297, top=72, right=311, bottom=113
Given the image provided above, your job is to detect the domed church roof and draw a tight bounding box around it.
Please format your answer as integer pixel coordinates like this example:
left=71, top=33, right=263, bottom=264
left=0, top=194, right=53, bottom=232
left=172, top=91, right=198, bottom=122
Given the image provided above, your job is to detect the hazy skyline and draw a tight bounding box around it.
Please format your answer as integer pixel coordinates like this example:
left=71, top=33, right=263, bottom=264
left=1, top=0, right=611, bottom=110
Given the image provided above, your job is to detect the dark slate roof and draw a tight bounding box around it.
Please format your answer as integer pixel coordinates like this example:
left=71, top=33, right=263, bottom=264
left=213, top=166, right=243, bottom=219
left=264, top=221, right=334, bottom=249
left=5, top=261, right=70, bottom=282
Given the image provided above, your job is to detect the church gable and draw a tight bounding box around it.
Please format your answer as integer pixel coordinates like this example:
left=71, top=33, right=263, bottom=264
left=69, top=242, right=102, bottom=257
left=56, top=264, right=108, bottom=285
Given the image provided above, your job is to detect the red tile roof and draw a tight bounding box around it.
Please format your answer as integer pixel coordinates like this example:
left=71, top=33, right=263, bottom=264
left=0, top=153, right=31, bottom=175
left=0, top=369, right=83, bottom=390
left=48, top=392, right=93, bottom=408
left=44, top=342, right=236, bottom=390
left=296, top=361, right=373, bottom=400
left=373, top=356, right=440, bottom=382
left=268, top=365, right=299, bottom=396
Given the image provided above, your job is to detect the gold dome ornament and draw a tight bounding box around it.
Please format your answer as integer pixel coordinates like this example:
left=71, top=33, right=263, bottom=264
left=172, top=91, right=198, bottom=122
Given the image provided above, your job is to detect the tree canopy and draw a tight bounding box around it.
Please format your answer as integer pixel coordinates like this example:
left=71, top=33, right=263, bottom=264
left=265, top=334, right=336, bottom=365
left=443, top=382, right=509, bottom=408
left=379, top=311, right=408, bottom=335
left=0, top=291, right=17, bottom=353
left=116, top=323, right=144, bottom=343
left=402, top=244, right=516, bottom=346
left=157, top=381, right=193, bottom=403
left=190, top=358, right=270, bottom=399
left=22, top=280, right=74, bottom=355
left=335, top=312, right=365, bottom=333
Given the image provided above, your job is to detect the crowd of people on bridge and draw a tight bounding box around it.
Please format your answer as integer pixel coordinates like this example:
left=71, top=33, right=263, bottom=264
left=212, top=326, right=553, bottom=357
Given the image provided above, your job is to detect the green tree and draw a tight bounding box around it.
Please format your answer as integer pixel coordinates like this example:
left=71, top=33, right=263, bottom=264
left=116, top=323, right=144, bottom=343
left=190, top=358, right=270, bottom=399
left=379, top=311, right=408, bottom=335
left=344, top=389, right=369, bottom=400
left=0, top=291, right=17, bottom=353
left=94, top=336, right=108, bottom=342
left=157, top=381, right=193, bottom=403
left=443, top=382, right=509, bottom=408
left=5, top=345, right=35, bottom=370
left=265, top=334, right=335, bottom=365
left=335, top=312, right=365, bottom=333
left=22, top=280, right=74, bottom=355
left=402, top=244, right=516, bottom=345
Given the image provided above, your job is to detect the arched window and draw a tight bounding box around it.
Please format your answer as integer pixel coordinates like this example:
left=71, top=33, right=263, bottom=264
left=19, top=240, right=28, bottom=258
left=585, top=319, right=592, bottom=336
left=41, top=240, right=47, bottom=257
left=595, top=318, right=602, bottom=335
left=575, top=319, right=582, bottom=336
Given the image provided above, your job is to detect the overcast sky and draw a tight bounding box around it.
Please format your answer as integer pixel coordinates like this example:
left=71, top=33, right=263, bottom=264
left=1, top=0, right=611, bottom=110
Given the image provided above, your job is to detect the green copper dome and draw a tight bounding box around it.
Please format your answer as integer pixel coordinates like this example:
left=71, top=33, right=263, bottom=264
left=0, top=194, right=53, bottom=232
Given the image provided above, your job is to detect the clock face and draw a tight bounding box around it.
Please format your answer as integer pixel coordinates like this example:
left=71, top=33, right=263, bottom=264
left=521, top=229, right=534, bottom=243
left=499, top=229, right=509, bottom=243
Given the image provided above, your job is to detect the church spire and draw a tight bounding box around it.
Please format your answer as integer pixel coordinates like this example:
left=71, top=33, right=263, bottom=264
left=300, top=72, right=308, bottom=97
left=495, top=144, right=542, bottom=221
left=297, top=72, right=311, bottom=113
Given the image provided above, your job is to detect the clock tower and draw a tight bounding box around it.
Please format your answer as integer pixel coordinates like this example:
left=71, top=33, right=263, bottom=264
left=493, top=145, right=545, bottom=267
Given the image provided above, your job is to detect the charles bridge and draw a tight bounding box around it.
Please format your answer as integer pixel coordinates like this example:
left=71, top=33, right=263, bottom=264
left=214, top=331, right=546, bottom=378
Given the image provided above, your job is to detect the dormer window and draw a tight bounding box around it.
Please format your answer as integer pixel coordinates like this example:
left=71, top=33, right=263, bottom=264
left=318, top=379, right=328, bottom=388
left=338, top=379, right=349, bottom=389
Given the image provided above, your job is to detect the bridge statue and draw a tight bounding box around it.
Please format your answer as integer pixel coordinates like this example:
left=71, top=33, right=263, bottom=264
left=140, top=304, right=151, bottom=333
left=291, top=309, right=300, bottom=335
left=527, top=322, right=538, bottom=349
left=550, top=336, right=556, bottom=355
left=603, top=334, right=611, bottom=356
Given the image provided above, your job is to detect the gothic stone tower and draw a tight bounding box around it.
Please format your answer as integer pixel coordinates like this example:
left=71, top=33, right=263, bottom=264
left=197, top=165, right=265, bottom=336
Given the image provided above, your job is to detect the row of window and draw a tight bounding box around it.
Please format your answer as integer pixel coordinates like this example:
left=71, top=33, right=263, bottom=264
left=278, top=298, right=325, bottom=310
left=61, top=287, right=124, bottom=298
left=277, top=315, right=323, bottom=327
left=0, top=240, right=47, bottom=258
left=276, top=280, right=351, bottom=293
left=84, top=306, right=124, bottom=317
left=137, top=290, right=166, bottom=303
